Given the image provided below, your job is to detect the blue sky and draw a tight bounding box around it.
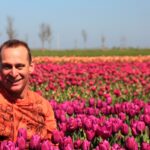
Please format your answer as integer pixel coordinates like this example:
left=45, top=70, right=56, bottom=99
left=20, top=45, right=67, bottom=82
left=0, top=0, right=150, bottom=49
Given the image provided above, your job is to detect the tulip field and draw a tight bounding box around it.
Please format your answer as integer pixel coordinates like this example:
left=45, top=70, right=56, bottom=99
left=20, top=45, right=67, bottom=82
left=1, top=56, right=150, bottom=149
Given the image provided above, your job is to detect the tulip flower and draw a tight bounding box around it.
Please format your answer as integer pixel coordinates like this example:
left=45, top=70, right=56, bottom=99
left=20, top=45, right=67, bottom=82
left=121, top=123, right=129, bottom=135
left=82, top=140, right=90, bottom=150
left=125, top=137, right=138, bottom=150
left=16, top=136, right=26, bottom=150
left=85, top=129, right=95, bottom=141
left=89, top=98, right=95, bottom=107
left=141, top=142, right=150, bottom=150
left=41, top=140, right=51, bottom=150
left=17, top=128, right=27, bottom=140
left=29, top=134, right=41, bottom=150
left=51, top=130, right=63, bottom=144
left=74, top=139, right=83, bottom=149
left=98, top=140, right=110, bottom=150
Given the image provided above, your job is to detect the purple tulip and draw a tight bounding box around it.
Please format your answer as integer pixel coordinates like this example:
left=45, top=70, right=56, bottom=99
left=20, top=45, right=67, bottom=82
left=29, top=134, right=41, bottom=150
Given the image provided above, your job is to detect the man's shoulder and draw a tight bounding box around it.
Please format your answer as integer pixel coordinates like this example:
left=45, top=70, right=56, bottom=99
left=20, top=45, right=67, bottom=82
left=28, top=90, right=48, bottom=103
left=27, top=90, right=52, bottom=112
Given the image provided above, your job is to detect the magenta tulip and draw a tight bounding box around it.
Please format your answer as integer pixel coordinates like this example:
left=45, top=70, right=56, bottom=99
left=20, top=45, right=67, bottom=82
left=125, top=137, right=138, bottom=150
left=29, top=134, right=41, bottom=150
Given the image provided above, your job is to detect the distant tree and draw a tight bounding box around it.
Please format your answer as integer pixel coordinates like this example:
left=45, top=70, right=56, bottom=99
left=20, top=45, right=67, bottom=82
left=81, top=29, right=87, bottom=49
left=39, top=23, right=52, bottom=50
left=6, top=16, right=17, bottom=39
left=101, top=35, right=106, bottom=50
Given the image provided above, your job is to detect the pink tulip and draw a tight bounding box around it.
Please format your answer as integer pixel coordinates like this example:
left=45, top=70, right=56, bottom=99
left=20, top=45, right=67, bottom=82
left=16, top=136, right=26, bottom=150
left=41, top=140, right=54, bottom=150
left=98, top=140, right=110, bottom=150
left=136, top=121, right=146, bottom=134
left=125, top=137, right=138, bottom=150
left=60, top=136, right=73, bottom=150
left=85, top=129, right=95, bottom=141
left=29, top=134, right=41, bottom=150
left=0, top=141, right=16, bottom=150
left=82, top=118, right=92, bottom=130
left=74, top=139, right=83, bottom=149
left=82, top=140, right=90, bottom=150
left=51, top=130, right=63, bottom=144
left=143, top=114, right=150, bottom=125
left=141, top=142, right=150, bottom=150
left=121, top=123, right=129, bottom=135
left=118, top=112, right=126, bottom=121
left=66, top=105, right=74, bottom=116
left=17, top=128, right=27, bottom=140
left=89, top=98, right=95, bottom=107
left=96, top=123, right=112, bottom=139
left=67, top=117, right=78, bottom=132
left=112, top=143, right=125, bottom=150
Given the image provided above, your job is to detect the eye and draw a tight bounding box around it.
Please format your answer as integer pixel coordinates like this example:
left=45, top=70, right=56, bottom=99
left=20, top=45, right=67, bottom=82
left=15, top=64, right=25, bottom=70
left=2, top=64, right=12, bottom=70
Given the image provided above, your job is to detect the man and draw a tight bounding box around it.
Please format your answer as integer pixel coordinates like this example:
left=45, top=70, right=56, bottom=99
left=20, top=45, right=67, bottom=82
left=0, top=39, right=57, bottom=142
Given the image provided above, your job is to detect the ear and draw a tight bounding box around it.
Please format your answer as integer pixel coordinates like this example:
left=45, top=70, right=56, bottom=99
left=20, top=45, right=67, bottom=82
left=29, top=62, right=34, bottom=74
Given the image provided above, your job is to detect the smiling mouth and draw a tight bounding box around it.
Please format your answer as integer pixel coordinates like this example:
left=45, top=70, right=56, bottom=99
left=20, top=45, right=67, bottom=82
left=8, top=78, right=22, bottom=84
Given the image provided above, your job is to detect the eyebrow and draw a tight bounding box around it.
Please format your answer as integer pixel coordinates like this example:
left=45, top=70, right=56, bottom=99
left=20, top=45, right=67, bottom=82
left=2, top=63, right=25, bottom=68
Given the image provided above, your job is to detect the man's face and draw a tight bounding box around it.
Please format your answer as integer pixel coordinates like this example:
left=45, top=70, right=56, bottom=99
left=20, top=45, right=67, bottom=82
left=0, top=46, right=34, bottom=95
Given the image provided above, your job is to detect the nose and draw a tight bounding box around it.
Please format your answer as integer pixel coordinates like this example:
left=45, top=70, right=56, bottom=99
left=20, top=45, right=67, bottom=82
left=10, top=67, right=18, bottom=77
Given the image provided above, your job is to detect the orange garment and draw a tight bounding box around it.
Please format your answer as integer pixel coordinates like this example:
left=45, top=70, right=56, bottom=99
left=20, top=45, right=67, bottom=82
left=0, top=87, right=57, bottom=142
